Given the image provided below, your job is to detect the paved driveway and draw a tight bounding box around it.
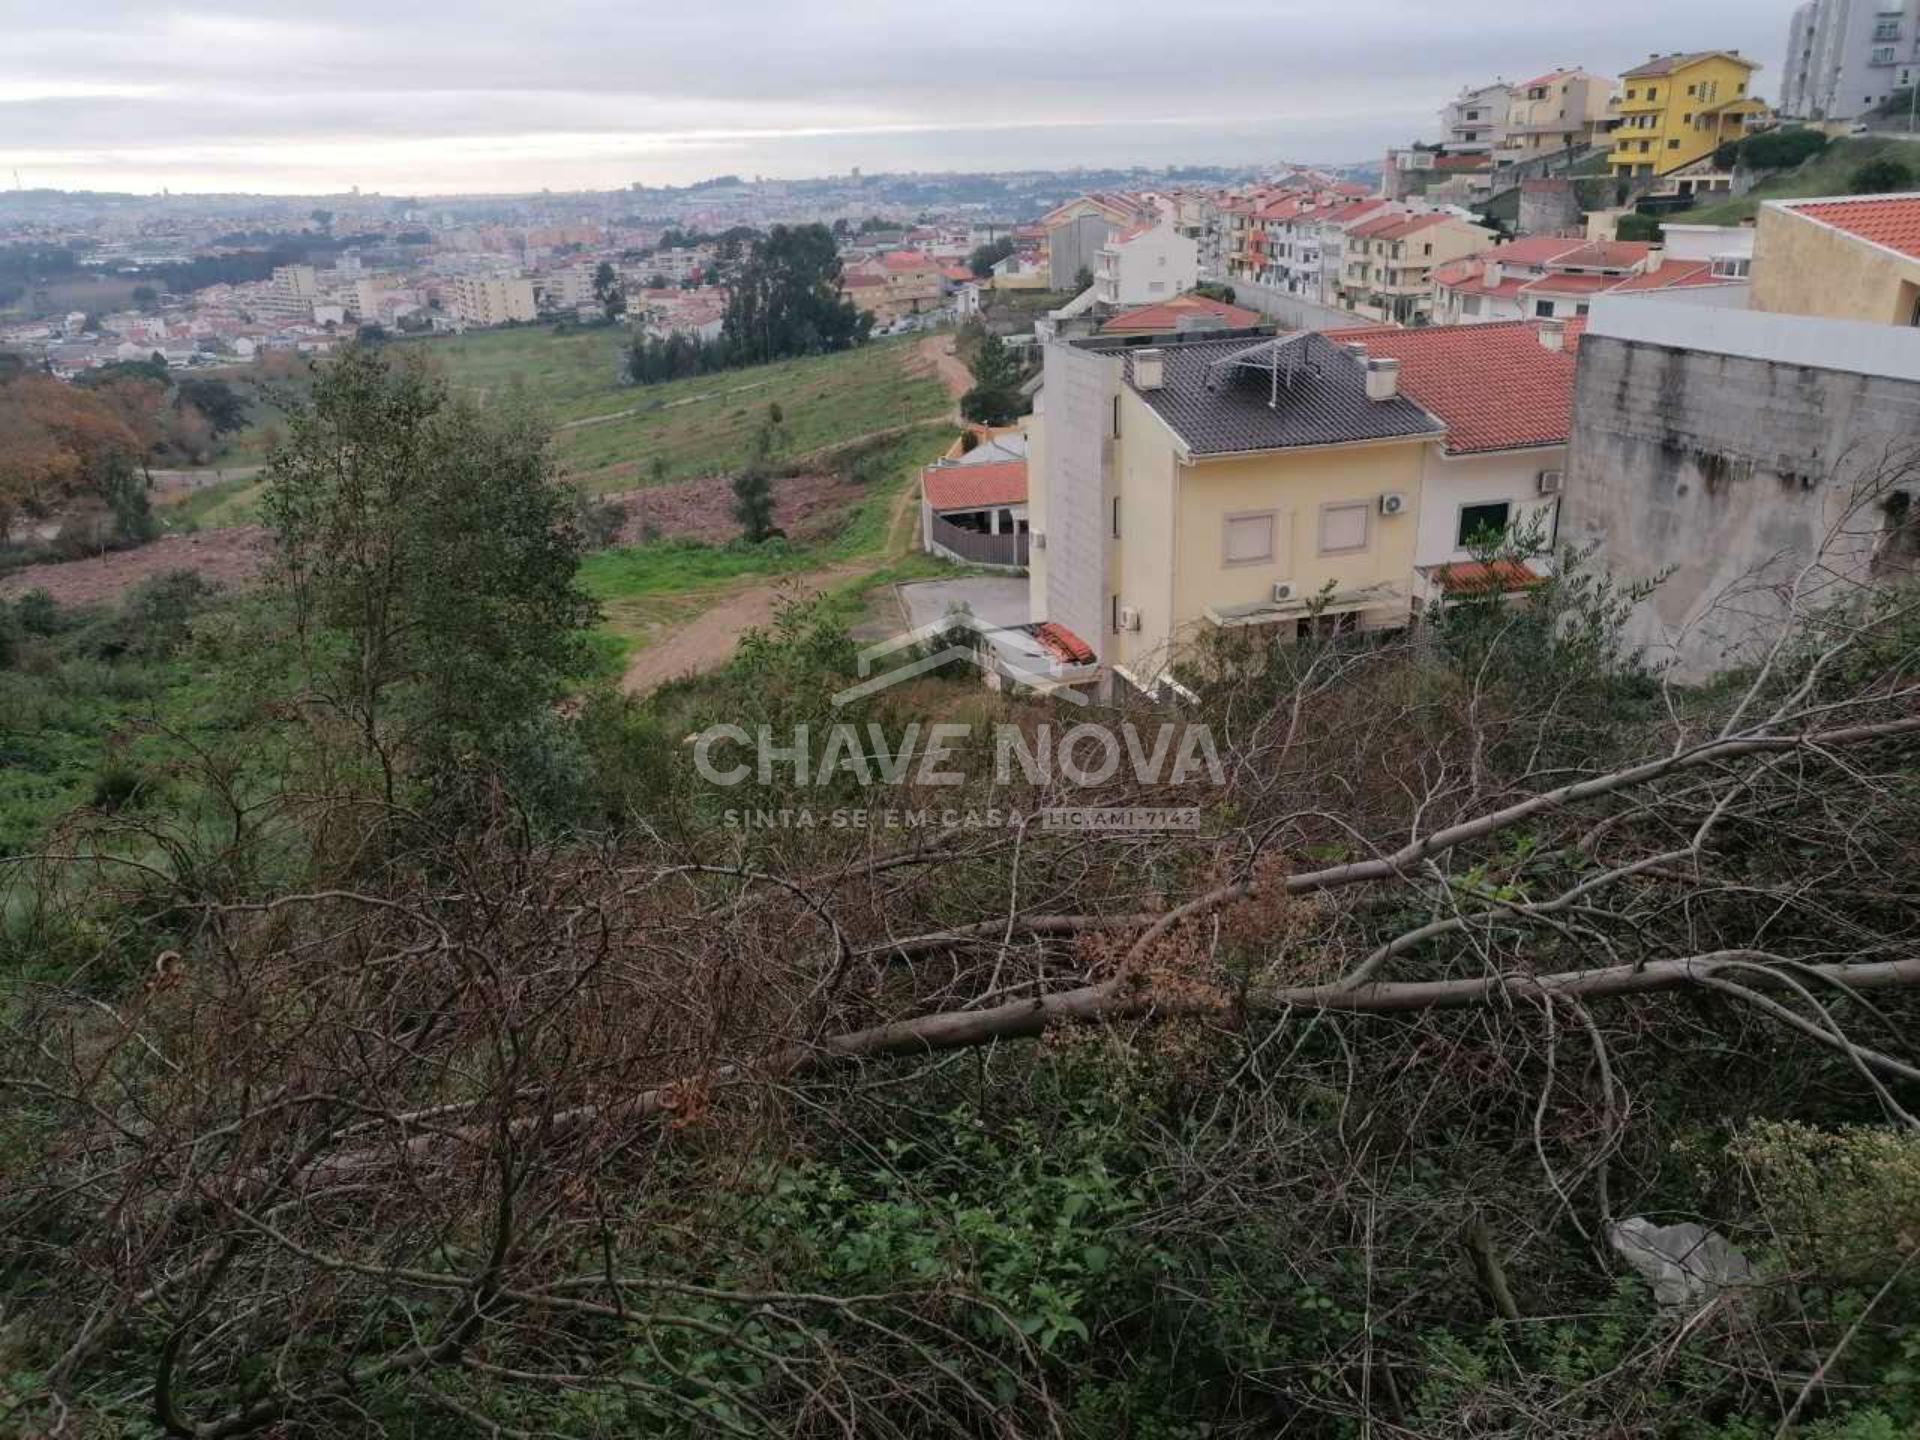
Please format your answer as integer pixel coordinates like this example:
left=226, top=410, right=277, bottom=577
left=897, top=576, right=1031, bottom=634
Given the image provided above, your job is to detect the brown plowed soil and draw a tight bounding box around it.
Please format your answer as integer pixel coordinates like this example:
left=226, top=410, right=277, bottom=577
left=0, top=528, right=270, bottom=607
left=612, top=472, right=867, bottom=546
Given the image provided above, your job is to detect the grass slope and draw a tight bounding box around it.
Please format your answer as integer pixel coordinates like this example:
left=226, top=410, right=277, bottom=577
left=1681, top=136, right=1920, bottom=224
left=405, top=328, right=950, bottom=490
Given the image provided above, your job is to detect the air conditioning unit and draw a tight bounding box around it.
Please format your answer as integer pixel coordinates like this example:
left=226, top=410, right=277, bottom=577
left=1271, top=582, right=1296, bottom=604
left=1378, top=492, right=1409, bottom=517
left=1032, top=532, right=1047, bottom=550
left=1118, top=606, right=1143, bottom=633
left=1537, top=469, right=1565, bottom=496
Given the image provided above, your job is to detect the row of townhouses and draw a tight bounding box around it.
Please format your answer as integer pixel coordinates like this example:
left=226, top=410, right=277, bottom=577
left=921, top=191, right=1920, bottom=694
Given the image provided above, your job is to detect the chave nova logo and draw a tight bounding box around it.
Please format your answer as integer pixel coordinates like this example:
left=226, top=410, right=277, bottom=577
left=831, top=610, right=1090, bottom=708
left=687, top=611, right=1221, bottom=829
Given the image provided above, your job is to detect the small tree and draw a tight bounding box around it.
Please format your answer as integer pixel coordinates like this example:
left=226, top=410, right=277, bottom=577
left=593, top=261, right=625, bottom=323
left=967, top=237, right=1016, bottom=278
left=960, top=331, right=1025, bottom=427
left=1615, top=212, right=1665, bottom=244
left=1073, top=265, right=1095, bottom=293
left=732, top=466, right=777, bottom=542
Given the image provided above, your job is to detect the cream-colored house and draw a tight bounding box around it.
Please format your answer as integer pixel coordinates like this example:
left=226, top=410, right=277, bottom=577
left=1751, top=193, right=1920, bottom=326
left=1028, top=330, right=1443, bottom=693
left=1497, top=68, right=1615, bottom=163
left=1337, top=212, right=1497, bottom=325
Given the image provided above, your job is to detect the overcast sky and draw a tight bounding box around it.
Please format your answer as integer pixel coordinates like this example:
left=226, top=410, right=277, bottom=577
left=2, top=2, right=1789, bottom=196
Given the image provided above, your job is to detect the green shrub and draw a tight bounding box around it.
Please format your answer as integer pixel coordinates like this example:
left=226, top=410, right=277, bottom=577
left=1851, top=157, right=1916, bottom=194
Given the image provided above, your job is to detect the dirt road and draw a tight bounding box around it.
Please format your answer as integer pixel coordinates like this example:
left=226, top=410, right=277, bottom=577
left=0, top=528, right=269, bottom=606
left=618, top=565, right=871, bottom=695
left=918, top=335, right=973, bottom=406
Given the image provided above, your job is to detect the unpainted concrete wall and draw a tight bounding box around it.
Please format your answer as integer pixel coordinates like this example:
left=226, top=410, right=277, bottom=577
left=1566, top=332, right=1920, bottom=676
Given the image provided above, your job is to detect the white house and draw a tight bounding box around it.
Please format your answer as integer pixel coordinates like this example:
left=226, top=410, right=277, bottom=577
left=1341, top=321, right=1576, bottom=594
left=1094, top=217, right=1200, bottom=308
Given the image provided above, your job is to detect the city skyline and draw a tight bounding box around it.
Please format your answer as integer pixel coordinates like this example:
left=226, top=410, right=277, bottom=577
left=5, top=0, right=1786, bottom=196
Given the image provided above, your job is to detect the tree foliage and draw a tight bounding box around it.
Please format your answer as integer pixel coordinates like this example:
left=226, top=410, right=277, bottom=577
left=1851, top=156, right=1916, bottom=194
left=722, top=223, right=872, bottom=367
left=260, top=344, right=598, bottom=798
left=968, top=236, right=1016, bottom=277
left=960, top=330, right=1026, bottom=426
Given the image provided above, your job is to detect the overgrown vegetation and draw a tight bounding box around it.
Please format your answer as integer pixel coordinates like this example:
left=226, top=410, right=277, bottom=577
left=4, top=366, right=1920, bottom=1438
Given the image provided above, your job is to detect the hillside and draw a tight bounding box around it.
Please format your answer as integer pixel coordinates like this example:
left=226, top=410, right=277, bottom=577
left=1681, top=135, right=1920, bottom=224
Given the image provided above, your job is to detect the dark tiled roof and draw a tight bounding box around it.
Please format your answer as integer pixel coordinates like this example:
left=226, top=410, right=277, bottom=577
left=1124, top=332, right=1444, bottom=457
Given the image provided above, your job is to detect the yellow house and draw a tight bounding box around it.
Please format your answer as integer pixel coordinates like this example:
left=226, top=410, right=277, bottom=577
left=1751, top=193, right=1920, bottom=326
left=1609, top=51, right=1768, bottom=177
left=1028, top=330, right=1443, bottom=692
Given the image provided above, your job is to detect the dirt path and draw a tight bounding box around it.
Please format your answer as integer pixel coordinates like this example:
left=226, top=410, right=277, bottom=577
left=918, top=335, right=973, bottom=406
left=618, top=564, right=870, bottom=695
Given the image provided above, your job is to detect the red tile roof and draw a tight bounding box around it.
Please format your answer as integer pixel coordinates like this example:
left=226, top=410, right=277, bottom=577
left=1033, top=623, right=1095, bottom=666
left=1338, top=321, right=1576, bottom=455
left=1484, top=236, right=1589, bottom=267
left=1100, top=293, right=1263, bottom=334
left=1521, top=272, right=1616, bottom=296
left=1609, top=258, right=1721, bottom=291
left=1429, top=558, right=1548, bottom=596
left=1786, top=194, right=1920, bottom=261
left=1548, top=240, right=1655, bottom=271
left=1434, top=154, right=1492, bottom=172
left=922, top=460, right=1027, bottom=511
left=1351, top=212, right=1454, bottom=242
left=882, top=249, right=938, bottom=270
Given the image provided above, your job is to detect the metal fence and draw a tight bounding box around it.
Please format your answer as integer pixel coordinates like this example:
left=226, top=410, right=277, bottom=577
left=927, top=513, right=1029, bottom=569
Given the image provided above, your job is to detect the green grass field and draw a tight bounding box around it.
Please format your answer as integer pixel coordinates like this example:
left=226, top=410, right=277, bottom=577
left=1679, top=136, right=1918, bottom=224
left=403, top=328, right=951, bottom=489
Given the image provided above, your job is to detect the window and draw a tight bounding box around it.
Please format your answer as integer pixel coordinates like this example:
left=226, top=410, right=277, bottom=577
left=1535, top=299, right=1556, bottom=318
left=1222, top=512, right=1276, bottom=566
left=1669, top=138, right=1682, bottom=149
left=1647, top=87, right=1658, bottom=101
left=1318, top=502, right=1370, bottom=554
left=1577, top=302, right=1591, bottom=316
left=1626, top=88, right=1638, bottom=99
left=1109, top=594, right=1120, bottom=635
left=1111, top=496, right=1121, bottom=538
left=1457, top=501, right=1512, bottom=548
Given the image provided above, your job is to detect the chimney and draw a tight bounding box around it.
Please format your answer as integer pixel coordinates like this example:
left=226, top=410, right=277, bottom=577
left=1644, top=246, right=1665, bottom=273
left=1484, top=259, right=1503, bottom=288
left=1345, top=341, right=1370, bottom=361
left=1132, top=348, right=1165, bottom=391
left=1538, top=318, right=1566, bottom=353
left=1365, top=357, right=1402, bottom=403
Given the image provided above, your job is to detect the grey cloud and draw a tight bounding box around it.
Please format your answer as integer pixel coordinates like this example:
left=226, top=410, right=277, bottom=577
left=0, top=0, right=1790, bottom=192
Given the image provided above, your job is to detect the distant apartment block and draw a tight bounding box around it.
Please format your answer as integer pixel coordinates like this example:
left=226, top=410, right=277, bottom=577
left=1609, top=51, right=1768, bottom=178
left=1782, top=0, right=1920, bottom=120
left=1442, top=81, right=1515, bottom=153
left=255, top=264, right=318, bottom=321
left=446, top=275, right=538, bottom=328
left=1336, top=212, right=1495, bottom=325
left=1093, top=218, right=1199, bottom=307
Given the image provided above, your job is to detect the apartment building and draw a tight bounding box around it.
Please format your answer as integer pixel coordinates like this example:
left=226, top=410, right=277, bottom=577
left=1226, top=194, right=1390, bottom=304
left=840, top=250, right=946, bottom=321
left=1442, top=81, right=1515, bottom=152
left=1337, top=212, right=1496, bottom=325
left=1782, top=0, right=1920, bottom=120
left=1498, top=69, right=1616, bottom=163
left=254, top=264, right=318, bottom=321
left=1027, top=329, right=1443, bottom=689
left=446, top=275, right=538, bottom=328
left=1609, top=51, right=1768, bottom=177
left=1751, top=192, right=1920, bottom=324
left=1093, top=218, right=1199, bottom=307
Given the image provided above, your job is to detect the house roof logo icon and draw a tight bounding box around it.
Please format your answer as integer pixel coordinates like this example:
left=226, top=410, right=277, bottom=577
left=832, top=611, right=1091, bottom=708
